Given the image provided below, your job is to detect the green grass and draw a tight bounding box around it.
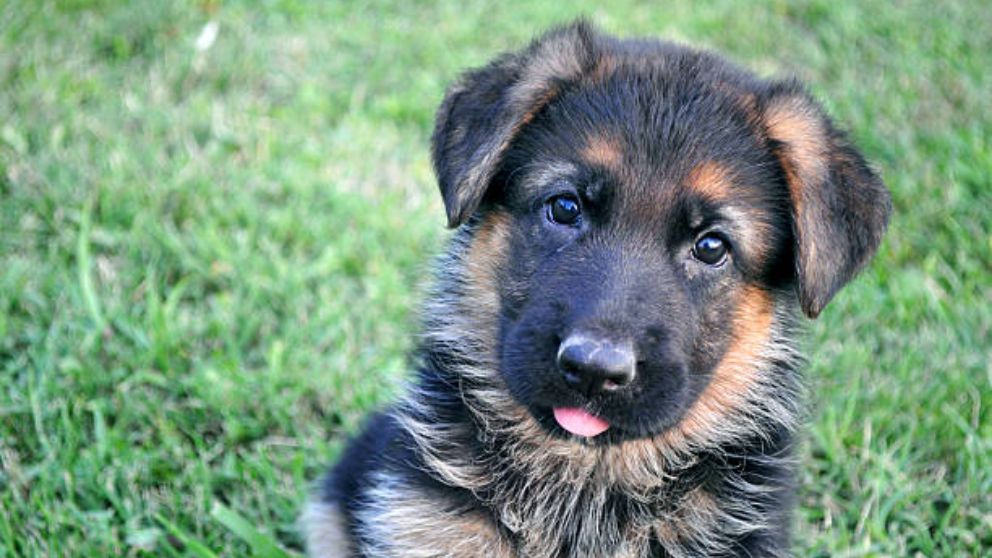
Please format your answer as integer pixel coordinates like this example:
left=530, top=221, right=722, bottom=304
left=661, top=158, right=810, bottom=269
left=1, top=1, right=989, bottom=556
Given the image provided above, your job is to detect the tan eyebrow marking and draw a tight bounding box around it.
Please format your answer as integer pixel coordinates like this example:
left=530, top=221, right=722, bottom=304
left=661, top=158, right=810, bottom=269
left=686, top=161, right=734, bottom=202
left=580, top=135, right=623, bottom=169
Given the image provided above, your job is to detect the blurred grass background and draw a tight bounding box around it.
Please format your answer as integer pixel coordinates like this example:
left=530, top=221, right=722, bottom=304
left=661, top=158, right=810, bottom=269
left=1, top=1, right=989, bottom=556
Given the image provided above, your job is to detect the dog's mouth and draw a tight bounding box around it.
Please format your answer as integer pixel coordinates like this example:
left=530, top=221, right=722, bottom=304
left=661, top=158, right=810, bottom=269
left=552, top=407, right=611, bottom=437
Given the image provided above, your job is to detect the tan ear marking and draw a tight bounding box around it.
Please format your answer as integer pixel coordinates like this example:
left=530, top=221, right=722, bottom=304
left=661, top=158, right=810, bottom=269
left=764, top=96, right=829, bottom=206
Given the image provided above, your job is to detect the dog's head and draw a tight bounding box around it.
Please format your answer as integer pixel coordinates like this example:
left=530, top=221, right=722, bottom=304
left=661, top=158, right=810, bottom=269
left=430, top=22, right=890, bottom=445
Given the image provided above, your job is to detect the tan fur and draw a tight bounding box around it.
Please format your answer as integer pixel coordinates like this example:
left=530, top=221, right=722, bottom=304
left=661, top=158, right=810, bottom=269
left=582, top=135, right=624, bottom=169
left=764, top=94, right=844, bottom=316
left=685, top=160, right=734, bottom=201
left=719, top=205, right=777, bottom=266
left=666, top=285, right=774, bottom=446
left=654, top=489, right=724, bottom=547
left=357, top=472, right=515, bottom=558
left=652, top=486, right=769, bottom=557
left=681, top=160, right=778, bottom=266
left=301, top=500, right=354, bottom=558
left=764, top=96, right=829, bottom=213
left=464, top=212, right=511, bottom=296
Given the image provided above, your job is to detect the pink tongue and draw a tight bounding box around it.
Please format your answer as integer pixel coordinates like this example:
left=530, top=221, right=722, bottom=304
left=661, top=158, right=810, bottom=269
left=553, top=407, right=610, bottom=437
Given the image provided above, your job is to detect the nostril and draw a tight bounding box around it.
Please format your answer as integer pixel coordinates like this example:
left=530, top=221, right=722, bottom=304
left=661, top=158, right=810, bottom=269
left=602, top=378, right=622, bottom=391
left=597, top=347, right=636, bottom=382
left=557, top=343, right=591, bottom=390
left=557, top=342, right=587, bottom=369
left=562, top=369, right=583, bottom=387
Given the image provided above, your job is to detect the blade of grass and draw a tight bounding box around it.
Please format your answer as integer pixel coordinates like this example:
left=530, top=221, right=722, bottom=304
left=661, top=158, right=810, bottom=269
left=211, top=502, right=301, bottom=558
left=76, top=197, right=107, bottom=333
left=155, top=514, right=221, bottom=558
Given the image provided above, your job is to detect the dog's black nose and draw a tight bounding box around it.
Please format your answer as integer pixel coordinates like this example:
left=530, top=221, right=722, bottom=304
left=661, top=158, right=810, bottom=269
left=557, top=334, right=636, bottom=396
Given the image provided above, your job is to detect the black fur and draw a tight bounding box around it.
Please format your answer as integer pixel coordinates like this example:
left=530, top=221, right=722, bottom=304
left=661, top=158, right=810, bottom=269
left=306, top=21, right=890, bottom=557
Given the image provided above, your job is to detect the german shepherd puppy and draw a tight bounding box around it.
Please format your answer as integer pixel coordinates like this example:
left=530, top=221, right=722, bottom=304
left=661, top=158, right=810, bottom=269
left=303, top=21, right=891, bottom=557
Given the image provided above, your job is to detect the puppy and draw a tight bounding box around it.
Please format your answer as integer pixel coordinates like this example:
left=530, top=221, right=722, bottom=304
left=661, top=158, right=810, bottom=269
left=303, top=21, right=890, bottom=557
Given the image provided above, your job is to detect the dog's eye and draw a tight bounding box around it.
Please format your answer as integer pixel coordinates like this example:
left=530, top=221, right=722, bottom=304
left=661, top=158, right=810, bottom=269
left=546, top=195, right=581, bottom=226
left=692, top=234, right=728, bottom=265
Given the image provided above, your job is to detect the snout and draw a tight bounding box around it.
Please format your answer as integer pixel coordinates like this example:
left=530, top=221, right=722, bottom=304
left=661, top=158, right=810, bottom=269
left=556, top=333, right=636, bottom=397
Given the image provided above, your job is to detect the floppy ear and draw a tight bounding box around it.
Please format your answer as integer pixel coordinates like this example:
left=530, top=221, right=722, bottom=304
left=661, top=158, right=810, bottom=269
left=430, top=21, right=603, bottom=228
left=762, top=86, right=892, bottom=318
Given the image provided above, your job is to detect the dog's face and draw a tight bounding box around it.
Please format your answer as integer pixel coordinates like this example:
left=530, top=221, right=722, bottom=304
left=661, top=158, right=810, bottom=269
left=431, top=23, right=890, bottom=445
left=493, top=90, right=793, bottom=442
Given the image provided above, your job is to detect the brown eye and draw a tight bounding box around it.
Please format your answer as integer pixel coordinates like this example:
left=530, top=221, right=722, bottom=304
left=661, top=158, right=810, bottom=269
left=546, top=195, right=581, bottom=226
left=693, top=234, right=728, bottom=265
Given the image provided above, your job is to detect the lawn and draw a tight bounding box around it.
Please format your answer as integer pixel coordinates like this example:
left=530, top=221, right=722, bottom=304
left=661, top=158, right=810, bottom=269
left=1, top=1, right=989, bottom=556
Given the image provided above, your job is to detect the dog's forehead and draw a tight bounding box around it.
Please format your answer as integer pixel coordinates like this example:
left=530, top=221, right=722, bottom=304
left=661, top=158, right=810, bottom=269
left=514, top=70, right=778, bottom=212
left=516, top=60, right=774, bottom=191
